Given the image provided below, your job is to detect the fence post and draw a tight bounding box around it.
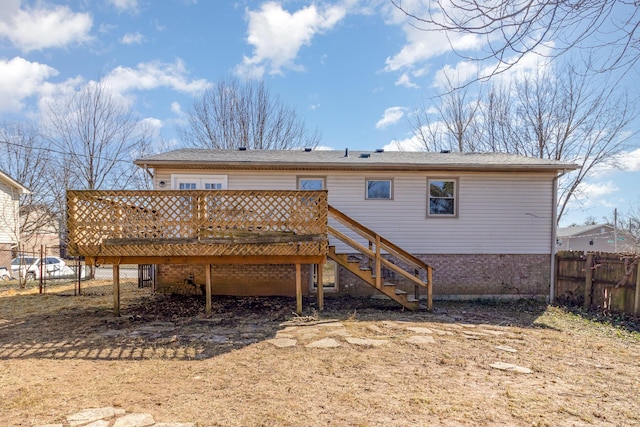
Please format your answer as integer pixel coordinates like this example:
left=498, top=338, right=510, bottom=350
left=634, top=260, right=640, bottom=317
left=583, top=253, right=594, bottom=310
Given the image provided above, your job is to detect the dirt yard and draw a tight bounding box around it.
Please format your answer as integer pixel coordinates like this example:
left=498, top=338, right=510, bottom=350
left=1, top=280, right=639, bottom=427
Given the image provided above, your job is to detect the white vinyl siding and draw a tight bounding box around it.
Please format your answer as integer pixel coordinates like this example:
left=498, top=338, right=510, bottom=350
left=0, top=181, right=20, bottom=244
left=153, top=168, right=555, bottom=255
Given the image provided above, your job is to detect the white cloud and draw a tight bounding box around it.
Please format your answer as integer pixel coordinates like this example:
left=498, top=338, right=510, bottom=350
left=108, top=0, right=139, bottom=13
left=0, top=1, right=92, bottom=52
left=102, top=59, right=211, bottom=96
left=236, top=2, right=346, bottom=78
left=383, top=135, right=424, bottom=152
left=0, top=57, right=58, bottom=112
left=618, top=148, right=640, bottom=172
left=395, top=72, right=419, bottom=88
left=383, top=2, right=484, bottom=74
left=376, top=107, right=406, bottom=129
left=120, top=32, right=144, bottom=45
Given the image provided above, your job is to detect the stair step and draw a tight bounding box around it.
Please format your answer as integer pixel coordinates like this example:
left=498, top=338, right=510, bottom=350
left=407, top=297, right=419, bottom=302
left=383, top=282, right=395, bottom=287
left=395, top=289, right=407, bottom=295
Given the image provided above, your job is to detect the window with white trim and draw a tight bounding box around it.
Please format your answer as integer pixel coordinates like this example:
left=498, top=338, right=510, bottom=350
left=365, top=179, right=392, bottom=200
left=428, top=178, right=457, bottom=217
left=297, top=177, right=325, bottom=190
left=171, top=175, right=228, bottom=190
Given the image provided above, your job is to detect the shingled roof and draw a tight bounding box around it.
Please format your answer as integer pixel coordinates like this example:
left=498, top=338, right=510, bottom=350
left=135, top=148, right=579, bottom=172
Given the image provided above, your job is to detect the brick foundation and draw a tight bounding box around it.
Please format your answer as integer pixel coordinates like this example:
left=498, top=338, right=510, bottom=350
left=338, top=253, right=551, bottom=299
left=154, top=254, right=551, bottom=300
left=156, top=264, right=312, bottom=297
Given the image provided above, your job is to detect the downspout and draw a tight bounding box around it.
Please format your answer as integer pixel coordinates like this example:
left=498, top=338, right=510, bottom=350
left=550, top=170, right=567, bottom=303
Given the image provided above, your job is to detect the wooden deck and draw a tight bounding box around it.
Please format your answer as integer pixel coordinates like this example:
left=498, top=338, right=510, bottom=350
left=67, top=190, right=329, bottom=315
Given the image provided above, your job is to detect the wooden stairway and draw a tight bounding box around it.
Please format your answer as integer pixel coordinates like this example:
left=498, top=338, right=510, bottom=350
left=327, top=205, right=433, bottom=311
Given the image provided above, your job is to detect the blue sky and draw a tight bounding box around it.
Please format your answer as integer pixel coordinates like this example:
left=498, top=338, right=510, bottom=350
left=0, top=0, right=639, bottom=227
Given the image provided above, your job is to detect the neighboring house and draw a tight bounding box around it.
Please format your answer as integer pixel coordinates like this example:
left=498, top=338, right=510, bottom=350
left=115, top=148, right=577, bottom=303
left=19, top=206, right=61, bottom=257
left=0, top=170, right=30, bottom=270
left=557, top=224, right=638, bottom=253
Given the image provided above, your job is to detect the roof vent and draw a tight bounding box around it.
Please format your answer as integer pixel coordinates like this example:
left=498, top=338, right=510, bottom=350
left=304, top=147, right=312, bottom=152
left=440, top=149, right=451, bottom=154
left=359, top=153, right=371, bottom=158
left=344, top=148, right=349, bottom=157
left=375, top=148, right=384, bottom=153
left=238, top=147, right=247, bottom=151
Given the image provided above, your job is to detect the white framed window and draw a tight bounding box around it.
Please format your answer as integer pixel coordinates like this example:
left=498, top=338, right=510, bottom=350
left=297, top=177, right=325, bottom=190
left=310, top=260, right=338, bottom=293
left=171, top=174, right=228, bottom=190
left=365, top=179, right=393, bottom=200
left=428, top=178, right=458, bottom=217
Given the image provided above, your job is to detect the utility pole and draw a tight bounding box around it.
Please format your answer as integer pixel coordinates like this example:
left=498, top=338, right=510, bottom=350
left=614, top=208, right=618, bottom=253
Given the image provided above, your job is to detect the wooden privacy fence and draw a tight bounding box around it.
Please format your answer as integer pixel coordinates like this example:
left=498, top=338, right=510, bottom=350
left=556, top=251, right=640, bottom=317
left=67, top=190, right=328, bottom=259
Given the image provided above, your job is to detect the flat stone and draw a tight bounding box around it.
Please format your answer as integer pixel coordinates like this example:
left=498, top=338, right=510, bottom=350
left=406, top=327, right=433, bottom=334
left=345, top=337, right=388, bottom=347
left=428, top=327, right=454, bottom=336
left=327, top=329, right=350, bottom=337
left=33, top=424, right=63, bottom=427
left=306, top=338, right=340, bottom=348
left=67, top=407, right=125, bottom=426
left=315, top=322, right=344, bottom=328
left=405, top=335, right=436, bottom=347
left=490, top=362, right=533, bottom=374
left=112, top=413, right=155, bottom=427
left=495, top=345, right=518, bottom=353
left=266, top=338, right=297, bottom=348
left=274, top=332, right=294, bottom=338
left=85, top=421, right=109, bottom=427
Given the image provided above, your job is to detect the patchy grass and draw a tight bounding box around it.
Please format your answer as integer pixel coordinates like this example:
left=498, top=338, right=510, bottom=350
left=1, top=280, right=639, bottom=426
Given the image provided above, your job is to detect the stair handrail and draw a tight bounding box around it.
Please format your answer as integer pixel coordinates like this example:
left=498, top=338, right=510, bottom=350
left=327, top=205, right=433, bottom=276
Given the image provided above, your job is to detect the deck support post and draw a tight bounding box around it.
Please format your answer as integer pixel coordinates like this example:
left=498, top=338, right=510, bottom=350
left=317, top=261, right=324, bottom=311
left=427, top=267, right=433, bottom=311
left=113, top=264, right=120, bottom=317
left=296, top=263, right=302, bottom=315
left=205, top=264, right=212, bottom=315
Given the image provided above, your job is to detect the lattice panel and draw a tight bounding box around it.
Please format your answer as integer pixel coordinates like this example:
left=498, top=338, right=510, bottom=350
left=67, top=190, right=328, bottom=257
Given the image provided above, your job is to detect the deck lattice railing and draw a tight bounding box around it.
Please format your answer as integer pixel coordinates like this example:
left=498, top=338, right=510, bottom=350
left=67, top=190, right=328, bottom=258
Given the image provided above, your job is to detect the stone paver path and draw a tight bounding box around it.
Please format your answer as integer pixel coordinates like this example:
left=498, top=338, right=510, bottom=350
left=34, top=407, right=195, bottom=427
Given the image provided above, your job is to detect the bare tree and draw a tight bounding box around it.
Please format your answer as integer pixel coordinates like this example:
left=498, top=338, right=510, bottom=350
left=180, top=78, right=321, bottom=150
left=0, top=121, right=58, bottom=237
left=410, top=78, right=482, bottom=152
left=411, top=63, right=637, bottom=223
left=42, top=82, right=154, bottom=191
left=391, top=0, right=640, bottom=78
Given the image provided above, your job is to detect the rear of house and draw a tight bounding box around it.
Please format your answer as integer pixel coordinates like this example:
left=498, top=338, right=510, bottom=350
left=134, top=148, right=576, bottom=301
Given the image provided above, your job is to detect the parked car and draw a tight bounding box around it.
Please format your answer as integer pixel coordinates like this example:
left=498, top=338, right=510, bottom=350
left=0, top=267, right=10, bottom=280
left=10, top=256, right=80, bottom=281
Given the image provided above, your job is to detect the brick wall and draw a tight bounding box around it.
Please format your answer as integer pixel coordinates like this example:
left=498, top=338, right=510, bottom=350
left=337, top=253, right=550, bottom=299
left=155, top=253, right=550, bottom=300
left=156, top=264, right=312, bottom=297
